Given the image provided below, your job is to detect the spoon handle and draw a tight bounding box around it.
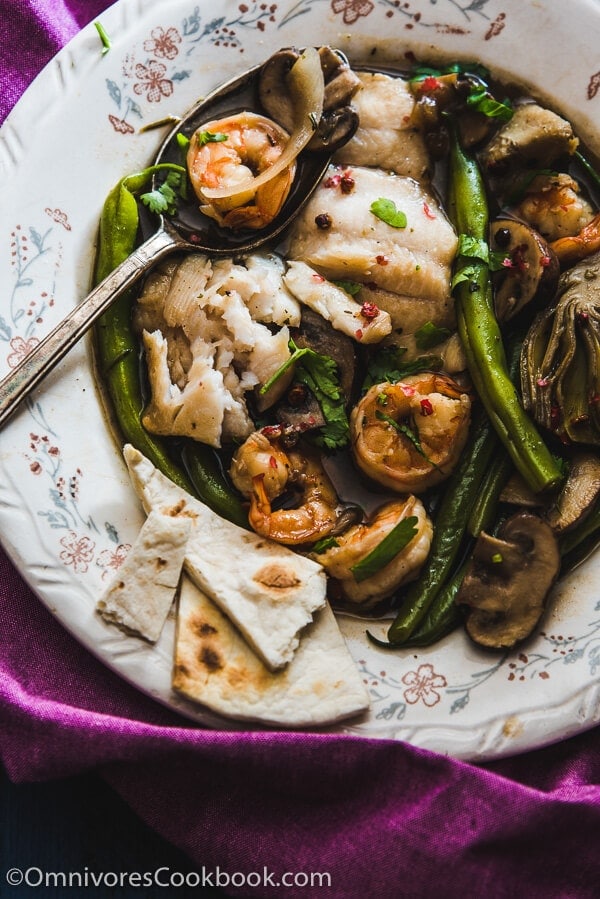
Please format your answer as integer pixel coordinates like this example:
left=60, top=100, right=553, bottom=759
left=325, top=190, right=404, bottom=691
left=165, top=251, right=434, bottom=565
left=0, top=227, right=180, bottom=429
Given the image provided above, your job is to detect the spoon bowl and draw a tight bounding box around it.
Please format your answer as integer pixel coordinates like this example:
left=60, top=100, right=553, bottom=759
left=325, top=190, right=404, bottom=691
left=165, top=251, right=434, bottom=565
left=0, top=50, right=339, bottom=427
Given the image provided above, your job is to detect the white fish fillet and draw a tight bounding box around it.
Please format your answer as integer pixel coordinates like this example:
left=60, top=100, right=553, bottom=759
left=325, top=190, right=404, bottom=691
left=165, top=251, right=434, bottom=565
left=284, top=260, right=392, bottom=343
left=287, top=165, right=458, bottom=304
left=334, top=71, right=429, bottom=179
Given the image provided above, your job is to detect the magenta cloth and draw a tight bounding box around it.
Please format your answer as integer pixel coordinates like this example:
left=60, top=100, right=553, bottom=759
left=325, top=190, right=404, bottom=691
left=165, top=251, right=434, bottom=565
left=1, top=3, right=600, bottom=896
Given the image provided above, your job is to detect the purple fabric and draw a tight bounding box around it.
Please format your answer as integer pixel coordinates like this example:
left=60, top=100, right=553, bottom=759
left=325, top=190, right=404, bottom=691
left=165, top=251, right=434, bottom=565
left=1, top=3, right=600, bottom=896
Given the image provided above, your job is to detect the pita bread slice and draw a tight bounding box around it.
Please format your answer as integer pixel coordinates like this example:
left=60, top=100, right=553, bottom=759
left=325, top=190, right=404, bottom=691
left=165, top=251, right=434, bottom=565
left=123, top=445, right=327, bottom=670
left=173, top=576, right=370, bottom=726
left=97, top=509, right=191, bottom=642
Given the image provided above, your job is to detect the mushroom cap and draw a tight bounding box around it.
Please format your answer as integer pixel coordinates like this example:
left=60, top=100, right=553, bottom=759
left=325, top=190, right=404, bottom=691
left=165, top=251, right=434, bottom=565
left=456, top=511, right=560, bottom=649
left=259, top=47, right=360, bottom=152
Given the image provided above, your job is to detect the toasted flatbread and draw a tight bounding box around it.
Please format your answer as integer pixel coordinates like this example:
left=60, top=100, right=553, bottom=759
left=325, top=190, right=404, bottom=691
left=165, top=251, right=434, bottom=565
left=173, top=576, right=370, bottom=726
left=97, top=509, right=191, bottom=642
left=123, top=445, right=327, bottom=670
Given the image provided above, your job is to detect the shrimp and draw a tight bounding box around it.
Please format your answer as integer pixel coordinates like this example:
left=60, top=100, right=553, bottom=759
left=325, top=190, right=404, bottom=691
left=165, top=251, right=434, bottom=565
left=312, top=497, right=433, bottom=608
left=350, top=373, right=471, bottom=493
left=187, top=112, right=295, bottom=230
left=229, top=429, right=344, bottom=545
left=550, top=211, right=600, bottom=267
left=515, top=172, right=595, bottom=243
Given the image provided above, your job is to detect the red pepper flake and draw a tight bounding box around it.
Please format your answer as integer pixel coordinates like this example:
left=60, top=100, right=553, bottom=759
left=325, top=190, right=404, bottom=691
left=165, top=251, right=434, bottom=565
left=501, top=257, right=514, bottom=268
left=375, top=254, right=389, bottom=265
left=360, top=301, right=380, bottom=320
left=423, top=202, right=436, bottom=220
left=420, top=398, right=434, bottom=416
left=536, top=377, right=550, bottom=387
left=578, top=311, right=590, bottom=323
left=355, top=328, right=364, bottom=340
left=540, top=255, right=552, bottom=267
left=421, top=75, right=441, bottom=92
left=399, top=383, right=416, bottom=397
left=323, top=173, right=342, bottom=188
left=312, top=273, right=326, bottom=282
left=261, top=424, right=283, bottom=438
left=512, top=244, right=529, bottom=272
left=269, top=455, right=278, bottom=469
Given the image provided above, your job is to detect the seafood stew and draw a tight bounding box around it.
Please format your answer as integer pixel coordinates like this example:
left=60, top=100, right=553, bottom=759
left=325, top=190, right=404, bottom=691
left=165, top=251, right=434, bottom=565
left=95, top=48, right=600, bottom=658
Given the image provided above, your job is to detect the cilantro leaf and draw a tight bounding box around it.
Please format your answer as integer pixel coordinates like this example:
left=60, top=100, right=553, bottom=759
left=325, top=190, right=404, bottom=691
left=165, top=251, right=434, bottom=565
left=414, top=321, right=453, bottom=350
left=196, top=130, right=228, bottom=146
left=363, top=345, right=442, bottom=390
left=451, top=262, right=480, bottom=290
left=334, top=280, right=362, bottom=296
left=370, top=198, right=407, bottom=229
left=294, top=349, right=349, bottom=449
left=259, top=339, right=349, bottom=449
left=350, top=515, right=419, bottom=582
left=466, top=85, right=513, bottom=122
left=457, top=233, right=490, bottom=263
left=140, top=170, right=183, bottom=216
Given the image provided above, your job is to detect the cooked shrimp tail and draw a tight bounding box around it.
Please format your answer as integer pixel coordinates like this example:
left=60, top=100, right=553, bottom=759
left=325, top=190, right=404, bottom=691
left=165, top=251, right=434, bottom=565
left=230, top=430, right=345, bottom=545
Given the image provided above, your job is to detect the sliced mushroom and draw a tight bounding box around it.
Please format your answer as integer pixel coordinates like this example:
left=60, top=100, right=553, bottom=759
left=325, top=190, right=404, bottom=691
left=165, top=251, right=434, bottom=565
left=481, top=101, right=579, bottom=174
left=456, top=512, right=560, bottom=650
left=499, top=471, right=543, bottom=508
left=259, top=47, right=360, bottom=151
left=291, top=307, right=357, bottom=400
left=545, top=451, right=600, bottom=533
left=490, top=218, right=560, bottom=322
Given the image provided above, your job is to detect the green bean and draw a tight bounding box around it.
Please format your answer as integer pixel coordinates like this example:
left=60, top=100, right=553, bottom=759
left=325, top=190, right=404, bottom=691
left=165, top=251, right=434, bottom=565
left=467, top=451, right=512, bottom=537
left=94, top=169, right=197, bottom=493
left=448, top=129, right=563, bottom=495
left=400, top=562, right=466, bottom=648
left=181, top=443, right=248, bottom=529
left=386, top=408, right=497, bottom=644
left=93, top=169, right=248, bottom=526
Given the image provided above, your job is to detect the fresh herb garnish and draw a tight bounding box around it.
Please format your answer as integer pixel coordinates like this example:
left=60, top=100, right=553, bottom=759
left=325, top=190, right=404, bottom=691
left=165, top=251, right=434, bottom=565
left=312, top=536, right=340, bottom=554
left=295, top=348, right=349, bottom=449
left=334, top=280, right=362, bottom=296
left=196, top=130, right=228, bottom=146
left=409, top=62, right=491, bottom=83
left=370, top=198, right=407, bottom=229
left=140, top=169, right=185, bottom=216
left=457, top=233, right=490, bottom=263
left=350, top=516, right=419, bottom=582
left=260, top=340, right=349, bottom=449
left=362, top=346, right=442, bottom=390
left=466, top=84, right=513, bottom=122
left=375, top=410, right=442, bottom=471
left=414, top=321, right=453, bottom=350
left=94, top=22, right=111, bottom=55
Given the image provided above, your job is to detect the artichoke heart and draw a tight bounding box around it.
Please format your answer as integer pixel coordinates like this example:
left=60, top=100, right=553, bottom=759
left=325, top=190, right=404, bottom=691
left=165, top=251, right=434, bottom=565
left=521, top=251, right=600, bottom=445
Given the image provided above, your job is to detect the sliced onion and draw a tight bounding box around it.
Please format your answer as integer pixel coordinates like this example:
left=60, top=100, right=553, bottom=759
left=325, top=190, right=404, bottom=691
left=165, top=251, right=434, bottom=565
left=200, top=46, right=325, bottom=203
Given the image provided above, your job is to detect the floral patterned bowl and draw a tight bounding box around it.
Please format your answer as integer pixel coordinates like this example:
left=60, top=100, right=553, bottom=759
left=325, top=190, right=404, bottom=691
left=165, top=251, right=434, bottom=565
left=1, top=0, right=600, bottom=760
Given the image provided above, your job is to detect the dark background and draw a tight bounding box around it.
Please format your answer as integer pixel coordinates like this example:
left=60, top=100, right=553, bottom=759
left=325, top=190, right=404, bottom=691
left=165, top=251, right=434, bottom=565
left=1, top=765, right=223, bottom=898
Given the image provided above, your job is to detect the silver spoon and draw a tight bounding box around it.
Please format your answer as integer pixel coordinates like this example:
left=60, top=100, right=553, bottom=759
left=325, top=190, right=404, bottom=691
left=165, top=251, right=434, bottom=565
left=0, top=52, right=344, bottom=427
